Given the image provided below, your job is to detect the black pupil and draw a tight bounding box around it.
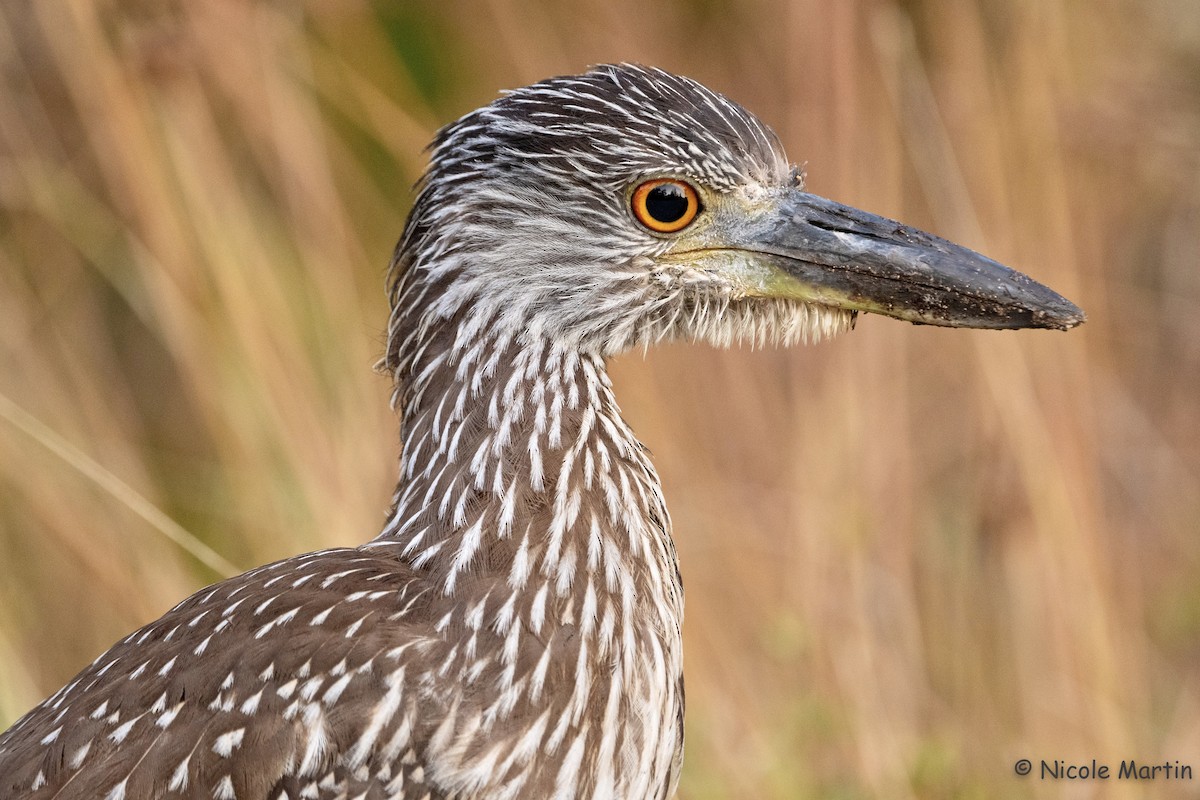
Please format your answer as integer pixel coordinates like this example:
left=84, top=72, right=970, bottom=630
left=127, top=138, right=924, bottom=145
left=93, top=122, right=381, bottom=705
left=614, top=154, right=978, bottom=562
left=645, top=183, right=689, bottom=223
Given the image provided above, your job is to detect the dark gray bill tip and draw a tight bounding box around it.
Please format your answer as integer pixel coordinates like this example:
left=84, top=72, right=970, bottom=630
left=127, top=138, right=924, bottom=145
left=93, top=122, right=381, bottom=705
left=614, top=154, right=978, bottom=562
left=986, top=282, right=1086, bottom=331
left=754, top=191, right=1087, bottom=332
left=886, top=264, right=1087, bottom=331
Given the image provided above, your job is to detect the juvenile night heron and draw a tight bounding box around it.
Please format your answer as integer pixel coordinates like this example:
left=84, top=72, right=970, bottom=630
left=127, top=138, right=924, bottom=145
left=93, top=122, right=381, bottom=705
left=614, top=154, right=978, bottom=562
left=0, top=64, right=1082, bottom=799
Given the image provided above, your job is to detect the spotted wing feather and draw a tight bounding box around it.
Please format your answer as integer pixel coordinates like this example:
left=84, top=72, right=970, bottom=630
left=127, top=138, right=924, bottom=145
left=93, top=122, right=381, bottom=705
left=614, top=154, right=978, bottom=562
left=0, top=549, right=447, bottom=799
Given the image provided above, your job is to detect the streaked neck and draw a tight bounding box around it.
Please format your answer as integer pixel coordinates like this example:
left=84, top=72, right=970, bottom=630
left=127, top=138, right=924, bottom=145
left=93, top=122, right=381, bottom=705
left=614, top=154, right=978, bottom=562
left=373, top=311, right=686, bottom=797
left=376, top=327, right=678, bottom=609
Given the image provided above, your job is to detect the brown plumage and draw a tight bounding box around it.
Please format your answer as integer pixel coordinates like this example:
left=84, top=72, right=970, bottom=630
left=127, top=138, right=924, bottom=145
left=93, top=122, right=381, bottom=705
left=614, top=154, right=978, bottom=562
left=0, top=64, right=1082, bottom=800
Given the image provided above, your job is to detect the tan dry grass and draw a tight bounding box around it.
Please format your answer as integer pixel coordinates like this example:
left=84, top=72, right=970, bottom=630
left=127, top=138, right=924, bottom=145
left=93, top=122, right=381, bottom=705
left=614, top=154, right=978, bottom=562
left=2, top=0, right=1199, bottom=797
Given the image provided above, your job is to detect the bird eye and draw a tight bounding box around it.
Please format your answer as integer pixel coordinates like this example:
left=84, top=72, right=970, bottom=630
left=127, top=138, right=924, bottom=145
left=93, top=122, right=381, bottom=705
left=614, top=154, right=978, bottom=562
left=631, top=179, right=701, bottom=233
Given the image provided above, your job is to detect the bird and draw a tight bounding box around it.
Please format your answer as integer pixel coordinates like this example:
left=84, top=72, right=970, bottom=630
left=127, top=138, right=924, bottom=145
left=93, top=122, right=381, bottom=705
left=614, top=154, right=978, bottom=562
left=0, top=64, right=1083, bottom=800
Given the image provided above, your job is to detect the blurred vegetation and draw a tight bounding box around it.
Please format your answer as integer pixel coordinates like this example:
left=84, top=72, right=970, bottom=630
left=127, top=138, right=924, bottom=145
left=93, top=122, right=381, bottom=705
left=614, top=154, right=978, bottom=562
left=1, top=0, right=1199, bottom=797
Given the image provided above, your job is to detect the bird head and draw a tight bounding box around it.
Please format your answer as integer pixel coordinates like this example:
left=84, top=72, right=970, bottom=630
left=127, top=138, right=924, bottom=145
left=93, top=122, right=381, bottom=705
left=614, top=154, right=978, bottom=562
left=386, top=64, right=1083, bottom=370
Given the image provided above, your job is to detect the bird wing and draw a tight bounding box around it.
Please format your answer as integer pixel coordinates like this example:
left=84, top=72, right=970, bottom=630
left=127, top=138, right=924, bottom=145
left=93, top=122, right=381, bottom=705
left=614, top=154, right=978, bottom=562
left=0, top=548, right=450, bottom=799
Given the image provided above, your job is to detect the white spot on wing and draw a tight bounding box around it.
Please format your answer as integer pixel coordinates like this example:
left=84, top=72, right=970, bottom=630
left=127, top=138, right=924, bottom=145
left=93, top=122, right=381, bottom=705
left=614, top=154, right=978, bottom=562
left=169, top=755, right=191, bottom=791
left=69, top=740, right=92, bottom=768
left=214, top=774, right=236, bottom=799
left=212, top=727, right=246, bottom=757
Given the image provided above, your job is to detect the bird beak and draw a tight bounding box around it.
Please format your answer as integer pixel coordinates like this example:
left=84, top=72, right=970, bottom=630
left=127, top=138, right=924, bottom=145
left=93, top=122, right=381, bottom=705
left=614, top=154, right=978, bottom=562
left=741, top=191, right=1085, bottom=330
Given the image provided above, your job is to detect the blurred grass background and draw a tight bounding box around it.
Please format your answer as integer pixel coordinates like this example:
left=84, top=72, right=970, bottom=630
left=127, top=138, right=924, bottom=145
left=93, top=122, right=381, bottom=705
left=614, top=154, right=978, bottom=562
left=1, top=0, right=1198, bottom=797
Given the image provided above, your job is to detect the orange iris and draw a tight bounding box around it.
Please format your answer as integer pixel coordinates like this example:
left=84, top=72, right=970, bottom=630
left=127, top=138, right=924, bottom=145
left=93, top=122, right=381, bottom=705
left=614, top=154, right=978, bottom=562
left=631, top=179, right=701, bottom=233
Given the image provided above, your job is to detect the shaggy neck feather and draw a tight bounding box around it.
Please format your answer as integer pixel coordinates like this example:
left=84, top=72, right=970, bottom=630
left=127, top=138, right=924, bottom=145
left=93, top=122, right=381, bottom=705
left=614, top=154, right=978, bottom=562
left=372, top=305, right=685, bottom=798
